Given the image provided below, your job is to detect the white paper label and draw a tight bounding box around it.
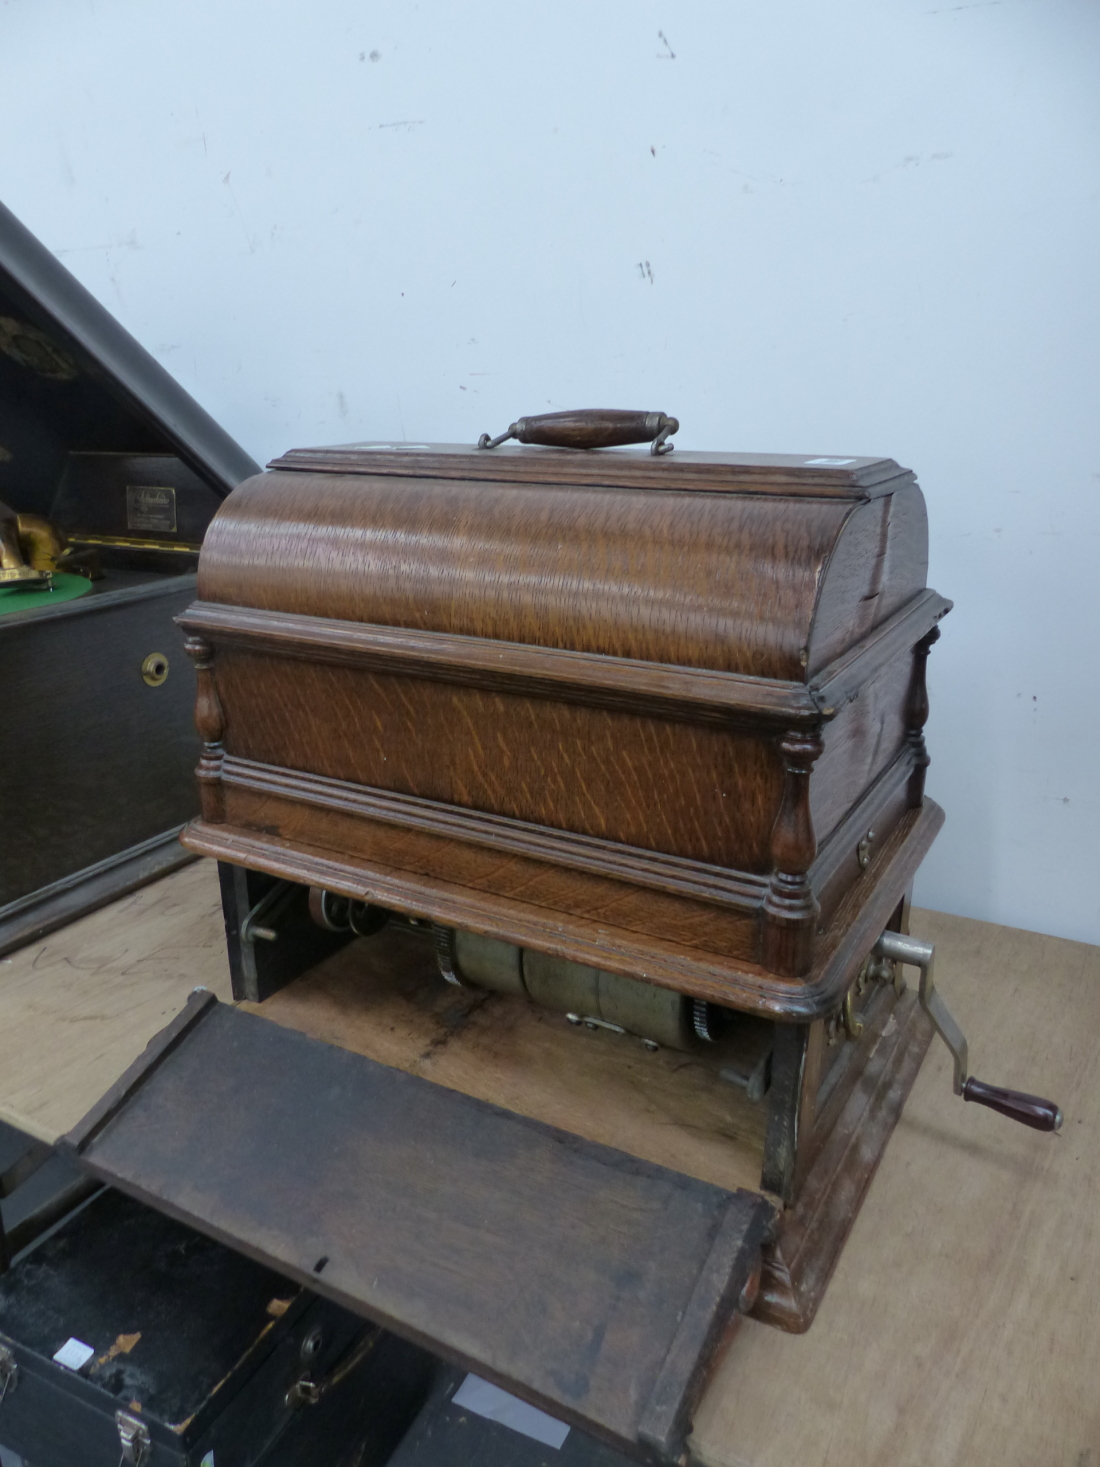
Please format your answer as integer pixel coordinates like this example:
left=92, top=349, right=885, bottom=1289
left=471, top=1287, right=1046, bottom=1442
left=803, top=457, right=856, bottom=466
left=53, top=1337, right=95, bottom=1371
left=452, top=1374, right=571, bottom=1449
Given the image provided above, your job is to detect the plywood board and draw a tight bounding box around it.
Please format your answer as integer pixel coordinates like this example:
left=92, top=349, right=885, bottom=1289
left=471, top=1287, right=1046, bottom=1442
left=0, top=859, right=231, bottom=1141
left=240, top=922, right=770, bottom=1198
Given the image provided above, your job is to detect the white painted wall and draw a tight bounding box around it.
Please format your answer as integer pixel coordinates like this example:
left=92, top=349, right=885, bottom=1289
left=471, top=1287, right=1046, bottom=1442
left=2, top=0, right=1098, bottom=941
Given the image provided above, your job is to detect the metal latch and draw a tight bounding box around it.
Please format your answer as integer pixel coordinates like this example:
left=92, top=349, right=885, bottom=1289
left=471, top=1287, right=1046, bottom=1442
left=872, top=931, right=1062, bottom=1132
left=285, top=1374, right=324, bottom=1408
left=285, top=1327, right=381, bottom=1411
left=116, top=1409, right=151, bottom=1466
left=0, top=1344, right=18, bottom=1402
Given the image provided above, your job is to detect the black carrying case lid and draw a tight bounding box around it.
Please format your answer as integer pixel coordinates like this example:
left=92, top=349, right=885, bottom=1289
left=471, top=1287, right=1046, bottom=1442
left=0, top=197, right=259, bottom=512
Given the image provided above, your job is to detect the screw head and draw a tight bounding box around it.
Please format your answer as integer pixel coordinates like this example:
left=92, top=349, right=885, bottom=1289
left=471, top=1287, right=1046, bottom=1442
left=141, top=652, right=169, bottom=687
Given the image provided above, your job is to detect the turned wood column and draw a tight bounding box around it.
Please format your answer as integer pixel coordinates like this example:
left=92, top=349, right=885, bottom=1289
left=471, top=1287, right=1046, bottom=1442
left=906, top=626, right=940, bottom=807
left=762, top=728, right=825, bottom=978
left=184, top=635, right=226, bottom=824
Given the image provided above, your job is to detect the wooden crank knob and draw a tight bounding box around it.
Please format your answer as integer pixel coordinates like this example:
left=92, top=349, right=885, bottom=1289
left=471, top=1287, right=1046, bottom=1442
left=962, top=1078, right=1063, bottom=1132
left=478, top=408, right=679, bottom=455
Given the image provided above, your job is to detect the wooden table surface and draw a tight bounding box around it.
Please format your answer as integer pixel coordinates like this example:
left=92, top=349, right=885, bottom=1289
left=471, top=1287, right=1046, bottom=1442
left=0, top=859, right=1095, bottom=1466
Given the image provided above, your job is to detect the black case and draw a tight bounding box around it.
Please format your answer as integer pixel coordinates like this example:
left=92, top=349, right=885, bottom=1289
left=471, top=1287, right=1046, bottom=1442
left=0, top=198, right=259, bottom=955
left=0, top=1190, right=434, bottom=1467
left=388, top=1365, right=636, bottom=1467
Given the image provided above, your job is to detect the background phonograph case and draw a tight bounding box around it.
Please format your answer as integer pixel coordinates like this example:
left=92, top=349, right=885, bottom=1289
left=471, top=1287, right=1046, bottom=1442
left=0, top=199, right=259, bottom=955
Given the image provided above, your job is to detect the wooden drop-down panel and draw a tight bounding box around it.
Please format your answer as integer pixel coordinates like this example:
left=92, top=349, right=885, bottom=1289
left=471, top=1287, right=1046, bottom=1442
left=61, top=991, right=774, bottom=1462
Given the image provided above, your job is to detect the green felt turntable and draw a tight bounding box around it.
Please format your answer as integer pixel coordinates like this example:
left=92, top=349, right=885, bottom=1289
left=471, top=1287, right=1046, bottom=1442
left=0, top=570, right=91, bottom=615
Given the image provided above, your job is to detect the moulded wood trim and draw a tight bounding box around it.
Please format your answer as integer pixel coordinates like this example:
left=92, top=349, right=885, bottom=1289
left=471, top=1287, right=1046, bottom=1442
left=809, top=589, right=952, bottom=713
left=181, top=799, right=944, bottom=1020
left=218, top=755, right=770, bottom=911
left=216, top=782, right=762, bottom=963
left=177, top=592, right=948, bottom=722
left=176, top=602, right=824, bottom=727
left=266, top=445, right=914, bottom=498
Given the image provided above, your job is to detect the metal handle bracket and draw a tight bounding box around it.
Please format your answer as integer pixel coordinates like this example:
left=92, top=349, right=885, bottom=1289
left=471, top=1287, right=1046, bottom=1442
left=872, top=930, right=1062, bottom=1131
left=873, top=931, right=967, bottom=1092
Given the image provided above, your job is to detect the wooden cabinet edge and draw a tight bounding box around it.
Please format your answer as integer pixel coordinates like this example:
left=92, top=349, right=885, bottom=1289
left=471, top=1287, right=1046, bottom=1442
left=175, top=588, right=949, bottom=728
left=179, top=800, right=943, bottom=1021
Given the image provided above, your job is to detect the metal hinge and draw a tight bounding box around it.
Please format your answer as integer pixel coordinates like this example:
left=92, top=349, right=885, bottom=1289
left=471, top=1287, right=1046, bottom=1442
left=0, top=1344, right=18, bottom=1402
left=116, top=1409, right=151, bottom=1466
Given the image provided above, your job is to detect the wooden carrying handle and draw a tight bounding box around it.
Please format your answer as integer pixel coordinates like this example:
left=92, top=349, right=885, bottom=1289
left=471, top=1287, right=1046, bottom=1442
left=478, top=409, right=679, bottom=455
left=962, top=1078, right=1063, bottom=1132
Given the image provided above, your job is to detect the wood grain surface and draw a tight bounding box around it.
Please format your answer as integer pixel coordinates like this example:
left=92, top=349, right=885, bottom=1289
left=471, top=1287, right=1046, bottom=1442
left=175, top=601, right=824, bottom=727
left=196, top=471, right=922, bottom=680
left=212, top=647, right=784, bottom=869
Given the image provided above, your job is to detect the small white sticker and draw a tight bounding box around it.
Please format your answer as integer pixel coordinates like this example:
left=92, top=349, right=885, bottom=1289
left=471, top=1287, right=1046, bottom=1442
left=348, top=443, right=433, bottom=452
left=803, top=457, right=856, bottom=466
left=452, top=1374, right=570, bottom=1449
left=53, top=1338, right=95, bottom=1371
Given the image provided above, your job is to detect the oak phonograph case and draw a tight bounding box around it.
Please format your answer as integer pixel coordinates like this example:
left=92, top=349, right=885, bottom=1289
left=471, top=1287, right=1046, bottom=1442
left=53, top=409, right=1060, bottom=1463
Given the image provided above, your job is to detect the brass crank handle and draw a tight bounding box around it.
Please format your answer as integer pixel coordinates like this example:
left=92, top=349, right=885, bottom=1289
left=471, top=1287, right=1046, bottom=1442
left=478, top=409, right=679, bottom=456
left=872, top=932, right=1063, bottom=1133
